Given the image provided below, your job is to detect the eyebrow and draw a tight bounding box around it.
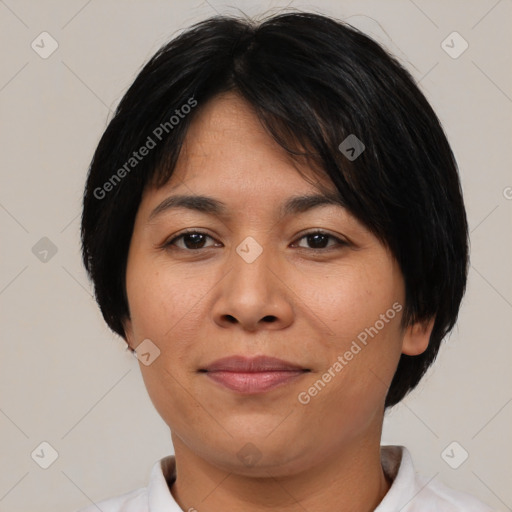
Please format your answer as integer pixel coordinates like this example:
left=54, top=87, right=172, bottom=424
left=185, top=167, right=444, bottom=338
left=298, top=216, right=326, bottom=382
left=148, top=192, right=344, bottom=222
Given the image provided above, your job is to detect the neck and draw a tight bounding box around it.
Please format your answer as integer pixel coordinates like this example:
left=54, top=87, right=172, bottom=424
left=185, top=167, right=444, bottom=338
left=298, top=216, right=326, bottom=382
left=169, top=431, right=391, bottom=512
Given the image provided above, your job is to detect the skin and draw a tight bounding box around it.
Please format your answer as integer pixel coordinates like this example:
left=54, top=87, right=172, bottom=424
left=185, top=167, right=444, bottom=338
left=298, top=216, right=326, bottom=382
left=123, top=92, right=433, bottom=511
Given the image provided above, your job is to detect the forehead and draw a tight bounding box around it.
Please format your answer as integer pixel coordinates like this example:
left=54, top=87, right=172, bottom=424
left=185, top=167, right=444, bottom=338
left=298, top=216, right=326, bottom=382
left=184, top=91, right=276, bottom=148
left=163, top=92, right=334, bottom=195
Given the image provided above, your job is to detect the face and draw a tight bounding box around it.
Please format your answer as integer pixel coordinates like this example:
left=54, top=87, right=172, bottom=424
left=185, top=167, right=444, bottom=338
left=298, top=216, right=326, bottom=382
left=124, top=92, right=430, bottom=476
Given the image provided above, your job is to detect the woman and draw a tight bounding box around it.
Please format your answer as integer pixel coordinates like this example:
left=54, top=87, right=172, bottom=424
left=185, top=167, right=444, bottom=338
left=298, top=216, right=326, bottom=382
left=78, top=11, right=494, bottom=511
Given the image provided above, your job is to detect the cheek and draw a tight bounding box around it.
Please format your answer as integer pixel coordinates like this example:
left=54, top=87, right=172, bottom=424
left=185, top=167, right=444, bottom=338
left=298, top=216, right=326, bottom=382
left=292, top=259, right=404, bottom=402
left=126, top=259, right=203, bottom=341
left=291, top=259, right=401, bottom=338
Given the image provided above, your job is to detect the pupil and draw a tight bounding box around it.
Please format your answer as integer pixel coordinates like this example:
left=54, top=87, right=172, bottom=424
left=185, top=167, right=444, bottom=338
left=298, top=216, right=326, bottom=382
left=308, top=234, right=328, bottom=248
left=185, top=233, right=205, bottom=249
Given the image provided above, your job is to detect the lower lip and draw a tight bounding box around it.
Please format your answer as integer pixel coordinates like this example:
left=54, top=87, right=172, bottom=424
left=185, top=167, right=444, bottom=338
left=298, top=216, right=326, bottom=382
left=205, top=371, right=306, bottom=394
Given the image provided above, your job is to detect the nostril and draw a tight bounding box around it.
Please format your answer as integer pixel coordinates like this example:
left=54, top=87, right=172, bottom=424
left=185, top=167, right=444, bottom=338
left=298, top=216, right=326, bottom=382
left=263, top=315, right=277, bottom=323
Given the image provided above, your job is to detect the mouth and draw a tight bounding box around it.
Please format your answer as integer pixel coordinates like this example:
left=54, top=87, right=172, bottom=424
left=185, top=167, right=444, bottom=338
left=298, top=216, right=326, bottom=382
left=199, top=355, right=311, bottom=394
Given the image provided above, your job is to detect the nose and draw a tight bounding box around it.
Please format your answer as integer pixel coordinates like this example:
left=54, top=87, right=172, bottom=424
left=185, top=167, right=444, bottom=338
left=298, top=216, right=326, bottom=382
left=212, top=241, right=294, bottom=332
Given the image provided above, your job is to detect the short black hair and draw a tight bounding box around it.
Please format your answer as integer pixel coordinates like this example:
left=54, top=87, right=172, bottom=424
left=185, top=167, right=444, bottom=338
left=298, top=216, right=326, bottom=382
left=81, top=11, right=469, bottom=408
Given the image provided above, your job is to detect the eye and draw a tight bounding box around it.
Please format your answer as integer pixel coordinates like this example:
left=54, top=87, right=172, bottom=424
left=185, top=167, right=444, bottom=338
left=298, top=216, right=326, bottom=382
left=164, top=230, right=220, bottom=250
left=162, top=229, right=348, bottom=252
left=292, top=231, right=347, bottom=250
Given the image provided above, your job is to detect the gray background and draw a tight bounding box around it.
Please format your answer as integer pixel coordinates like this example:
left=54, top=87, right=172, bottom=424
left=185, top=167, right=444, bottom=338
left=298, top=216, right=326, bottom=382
left=0, top=1, right=511, bottom=511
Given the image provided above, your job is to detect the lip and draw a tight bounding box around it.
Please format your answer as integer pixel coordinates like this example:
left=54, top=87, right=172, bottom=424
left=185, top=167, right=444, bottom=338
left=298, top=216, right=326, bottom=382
left=202, top=355, right=306, bottom=372
left=200, top=356, right=309, bottom=394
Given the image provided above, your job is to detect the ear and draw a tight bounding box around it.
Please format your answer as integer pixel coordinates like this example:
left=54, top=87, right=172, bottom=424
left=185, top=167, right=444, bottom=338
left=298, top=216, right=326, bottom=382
left=401, top=317, right=435, bottom=356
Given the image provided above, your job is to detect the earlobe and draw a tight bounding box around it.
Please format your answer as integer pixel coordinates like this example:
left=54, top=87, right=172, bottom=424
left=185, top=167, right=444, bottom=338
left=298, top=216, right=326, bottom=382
left=401, top=317, right=435, bottom=356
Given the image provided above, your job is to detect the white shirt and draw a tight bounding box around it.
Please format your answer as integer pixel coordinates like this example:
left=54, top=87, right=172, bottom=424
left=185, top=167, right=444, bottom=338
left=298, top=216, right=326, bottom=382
left=75, top=445, right=494, bottom=511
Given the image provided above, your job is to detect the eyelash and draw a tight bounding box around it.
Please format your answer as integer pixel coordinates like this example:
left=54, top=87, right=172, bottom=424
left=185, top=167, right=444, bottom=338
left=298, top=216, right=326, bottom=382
left=162, top=229, right=348, bottom=252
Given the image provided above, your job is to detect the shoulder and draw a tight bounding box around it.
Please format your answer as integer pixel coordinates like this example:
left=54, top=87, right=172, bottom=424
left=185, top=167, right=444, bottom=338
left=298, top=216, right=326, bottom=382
left=378, top=445, right=495, bottom=512
left=73, top=487, right=147, bottom=512
left=417, top=475, right=495, bottom=511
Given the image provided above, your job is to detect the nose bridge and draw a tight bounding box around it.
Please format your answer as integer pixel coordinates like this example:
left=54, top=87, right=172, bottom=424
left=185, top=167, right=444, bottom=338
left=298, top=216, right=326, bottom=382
left=212, top=233, right=294, bottom=330
left=229, top=234, right=274, bottom=299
